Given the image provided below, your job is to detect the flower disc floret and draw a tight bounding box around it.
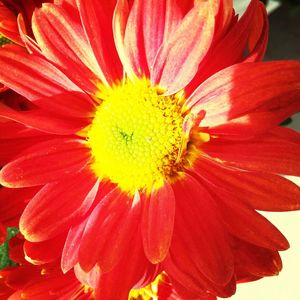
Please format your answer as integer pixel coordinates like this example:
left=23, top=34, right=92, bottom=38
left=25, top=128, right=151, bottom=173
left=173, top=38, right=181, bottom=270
left=88, top=79, right=185, bottom=194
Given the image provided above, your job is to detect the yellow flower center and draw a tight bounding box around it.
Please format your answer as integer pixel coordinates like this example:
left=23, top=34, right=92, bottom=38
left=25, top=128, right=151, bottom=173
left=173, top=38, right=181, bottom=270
left=87, top=79, right=187, bottom=194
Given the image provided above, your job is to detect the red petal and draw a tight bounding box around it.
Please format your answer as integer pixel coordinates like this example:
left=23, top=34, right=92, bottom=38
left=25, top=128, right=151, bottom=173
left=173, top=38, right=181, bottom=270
left=167, top=276, right=216, bottom=300
left=94, top=233, right=151, bottom=300
left=234, top=238, right=283, bottom=277
left=270, top=126, right=300, bottom=145
left=76, top=0, right=123, bottom=83
left=164, top=252, right=236, bottom=298
left=187, top=61, right=300, bottom=127
left=61, top=217, right=89, bottom=273
left=78, top=189, right=141, bottom=273
left=203, top=137, right=300, bottom=176
left=193, top=158, right=300, bottom=211
left=184, top=0, right=258, bottom=96
left=0, top=103, right=89, bottom=135
left=169, top=173, right=234, bottom=286
left=207, top=104, right=300, bottom=138
left=74, top=264, right=100, bottom=290
left=141, top=182, right=175, bottom=263
left=19, top=170, right=98, bottom=242
left=0, top=46, right=81, bottom=101
left=163, top=261, right=206, bottom=298
left=151, top=1, right=215, bottom=94
left=216, top=191, right=289, bottom=251
left=122, top=0, right=182, bottom=78
left=24, top=233, right=66, bottom=264
left=0, top=135, right=49, bottom=165
left=0, top=138, right=90, bottom=188
left=214, top=0, right=234, bottom=39
left=207, top=0, right=258, bottom=67
left=122, top=0, right=149, bottom=77
left=20, top=270, right=77, bottom=299
left=113, top=0, right=133, bottom=77
left=142, top=0, right=182, bottom=68
left=0, top=121, right=45, bottom=139
left=0, top=4, right=23, bottom=45
left=17, top=13, right=43, bottom=56
left=33, top=91, right=95, bottom=119
left=8, top=235, right=27, bottom=265
left=32, top=3, right=102, bottom=91
left=244, top=2, right=268, bottom=62
left=0, top=187, right=39, bottom=227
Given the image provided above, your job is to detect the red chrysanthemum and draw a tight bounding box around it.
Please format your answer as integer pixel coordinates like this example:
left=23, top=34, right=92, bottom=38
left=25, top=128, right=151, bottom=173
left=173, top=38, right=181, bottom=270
left=0, top=0, right=300, bottom=298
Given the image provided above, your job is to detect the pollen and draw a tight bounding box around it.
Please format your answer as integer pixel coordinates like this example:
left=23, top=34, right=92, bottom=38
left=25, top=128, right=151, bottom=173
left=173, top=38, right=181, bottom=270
left=87, top=79, right=186, bottom=194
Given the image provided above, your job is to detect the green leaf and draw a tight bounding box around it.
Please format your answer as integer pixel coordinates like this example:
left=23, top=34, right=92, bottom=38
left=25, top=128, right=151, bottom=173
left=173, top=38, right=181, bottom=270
left=0, top=35, right=13, bottom=47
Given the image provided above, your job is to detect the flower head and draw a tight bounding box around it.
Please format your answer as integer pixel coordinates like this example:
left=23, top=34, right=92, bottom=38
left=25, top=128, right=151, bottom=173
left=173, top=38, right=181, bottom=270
left=0, top=0, right=300, bottom=298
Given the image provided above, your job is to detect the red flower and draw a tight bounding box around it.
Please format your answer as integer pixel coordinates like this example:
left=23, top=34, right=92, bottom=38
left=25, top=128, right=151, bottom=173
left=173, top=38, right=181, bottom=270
left=0, top=0, right=300, bottom=298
